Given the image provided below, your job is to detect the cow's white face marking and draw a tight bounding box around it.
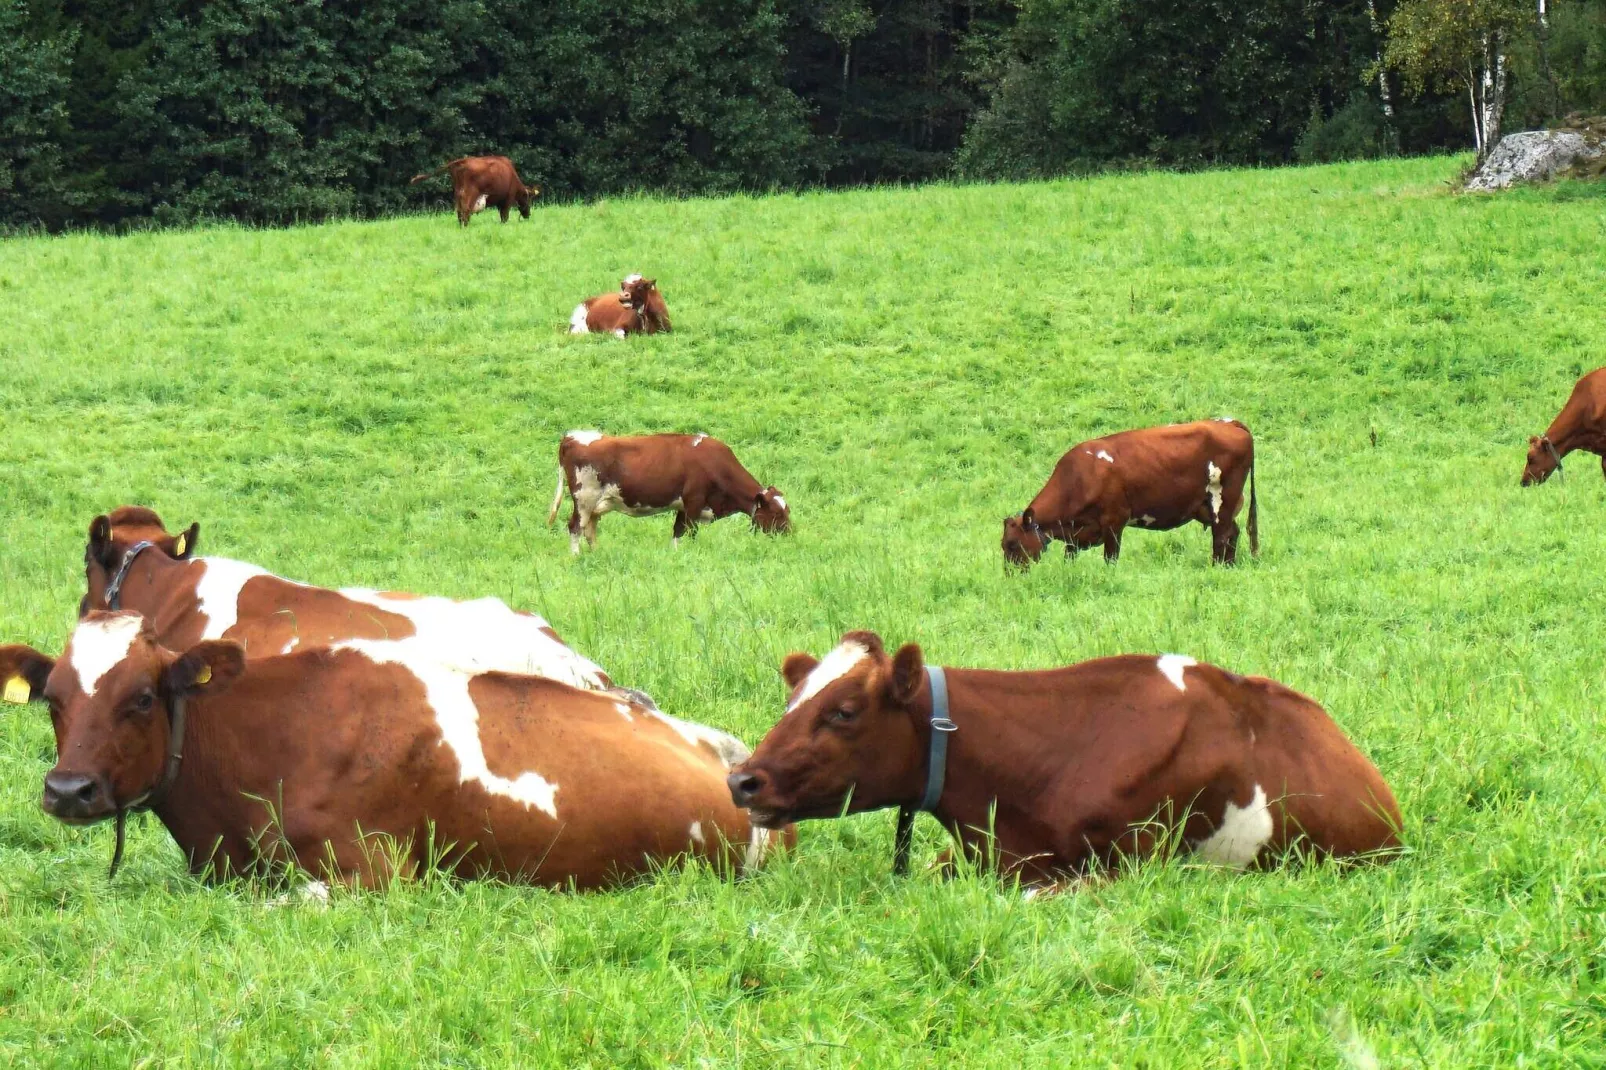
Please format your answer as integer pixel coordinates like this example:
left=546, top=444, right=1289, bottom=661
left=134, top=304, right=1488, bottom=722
left=1196, top=784, right=1273, bottom=868
left=771, top=494, right=787, bottom=510
left=565, top=430, right=603, bottom=446
left=1096, top=450, right=1115, bottom=463
left=67, top=614, right=144, bottom=697
left=622, top=273, right=643, bottom=286
left=193, top=557, right=274, bottom=640
left=1206, top=462, right=1224, bottom=521
left=472, top=194, right=488, bottom=212
left=338, top=639, right=560, bottom=818
left=568, top=304, right=590, bottom=334
left=691, top=434, right=707, bottom=447
left=788, top=640, right=868, bottom=711
left=648, top=710, right=751, bottom=768
left=338, top=589, right=610, bottom=691
left=1157, top=653, right=1196, bottom=691
left=689, top=820, right=705, bottom=846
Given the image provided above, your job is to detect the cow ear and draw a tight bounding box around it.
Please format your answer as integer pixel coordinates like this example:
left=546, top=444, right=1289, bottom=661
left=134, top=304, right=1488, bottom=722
left=0, top=645, right=55, bottom=704
left=88, top=515, right=116, bottom=567
left=781, top=652, right=819, bottom=690
left=165, top=641, right=245, bottom=697
left=645, top=279, right=656, bottom=289
left=754, top=491, right=770, bottom=510
left=1021, top=507, right=1035, bottom=526
left=167, top=522, right=200, bottom=560
left=1528, top=436, right=1540, bottom=447
left=888, top=644, right=925, bottom=706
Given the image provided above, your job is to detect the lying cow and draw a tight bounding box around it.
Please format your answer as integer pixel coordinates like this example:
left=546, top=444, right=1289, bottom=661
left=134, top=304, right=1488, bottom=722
left=1522, top=367, right=1606, bottom=485
left=568, top=275, right=671, bottom=337
left=1003, top=419, right=1257, bottom=567
left=548, top=432, right=789, bottom=552
left=726, top=630, right=1401, bottom=888
left=1, top=614, right=785, bottom=886
left=409, top=156, right=539, bottom=226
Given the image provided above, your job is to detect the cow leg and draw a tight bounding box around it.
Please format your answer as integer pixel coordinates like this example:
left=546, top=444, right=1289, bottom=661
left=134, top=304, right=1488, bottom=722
left=455, top=190, right=472, bottom=227
left=672, top=510, right=692, bottom=548
left=567, top=508, right=583, bottom=555
left=1212, top=519, right=1241, bottom=565
left=583, top=512, right=600, bottom=549
left=1101, top=527, right=1122, bottom=562
left=498, top=202, right=510, bottom=223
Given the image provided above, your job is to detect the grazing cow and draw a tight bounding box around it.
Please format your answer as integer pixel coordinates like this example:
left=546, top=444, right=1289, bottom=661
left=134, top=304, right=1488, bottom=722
left=409, top=156, right=539, bottom=226
left=568, top=275, right=672, bottom=337
left=0, top=613, right=785, bottom=886
left=1003, top=419, right=1257, bottom=567
left=727, top=631, right=1401, bottom=889
left=1522, top=367, right=1606, bottom=486
left=548, top=432, right=789, bottom=552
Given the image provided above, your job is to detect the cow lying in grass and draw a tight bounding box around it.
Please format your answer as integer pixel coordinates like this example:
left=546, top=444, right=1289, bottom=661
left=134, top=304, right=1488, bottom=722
left=1003, top=419, right=1257, bottom=567
left=569, top=275, right=671, bottom=337
left=408, top=156, right=539, bottom=226
left=1522, top=367, right=1606, bottom=485
left=548, top=432, right=789, bottom=552
left=1, top=614, right=784, bottom=886
left=727, top=630, right=1400, bottom=889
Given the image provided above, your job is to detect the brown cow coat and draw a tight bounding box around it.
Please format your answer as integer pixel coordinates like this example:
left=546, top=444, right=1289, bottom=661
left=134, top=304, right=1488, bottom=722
left=409, top=156, right=539, bottom=226
left=570, top=275, right=671, bottom=337
left=1522, top=367, right=1606, bottom=485
left=1003, top=419, right=1257, bottom=566
left=729, top=631, right=1401, bottom=887
left=548, top=432, right=789, bottom=552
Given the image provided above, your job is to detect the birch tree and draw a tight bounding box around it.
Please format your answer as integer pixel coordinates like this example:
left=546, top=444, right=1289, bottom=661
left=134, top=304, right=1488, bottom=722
left=1383, top=0, right=1531, bottom=157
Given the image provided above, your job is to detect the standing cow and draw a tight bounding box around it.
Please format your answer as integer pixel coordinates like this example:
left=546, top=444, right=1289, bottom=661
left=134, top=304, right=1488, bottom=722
left=1003, top=419, right=1257, bottom=567
left=548, top=432, right=789, bottom=552
left=727, top=630, right=1401, bottom=889
left=1522, top=367, right=1606, bottom=485
left=569, top=275, right=672, bottom=337
left=409, top=156, right=539, bottom=226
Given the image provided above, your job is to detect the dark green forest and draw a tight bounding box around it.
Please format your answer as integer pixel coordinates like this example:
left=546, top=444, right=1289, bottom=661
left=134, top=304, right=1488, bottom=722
left=3, top=0, right=1604, bottom=229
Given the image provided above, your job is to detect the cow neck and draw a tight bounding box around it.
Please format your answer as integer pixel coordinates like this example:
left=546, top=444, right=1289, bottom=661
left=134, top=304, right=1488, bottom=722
left=892, top=665, right=956, bottom=875
left=1544, top=410, right=1599, bottom=462
left=105, top=549, right=202, bottom=637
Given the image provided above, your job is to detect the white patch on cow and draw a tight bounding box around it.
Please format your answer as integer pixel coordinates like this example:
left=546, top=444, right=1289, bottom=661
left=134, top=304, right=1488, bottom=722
left=570, top=532, right=581, bottom=555
left=698, top=508, right=715, bottom=521
left=648, top=710, right=751, bottom=768
left=613, top=701, right=634, bottom=721
left=788, top=640, right=869, bottom=712
left=1206, top=461, right=1224, bottom=521
left=622, top=273, right=643, bottom=286
left=338, top=638, right=560, bottom=818
left=565, top=430, right=603, bottom=446
left=771, top=494, right=787, bottom=510
left=1137, top=514, right=1157, bottom=526
left=688, top=820, right=705, bottom=847
left=1196, top=784, right=1273, bottom=868
left=337, top=589, right=610, bottom=691
left=691, top=434, right=707, bottom=447
left=613, top=328, right=626, bottom=339
left=1214, top=416, right=1237, bottom=423
left=265, top=879, right=330, bottom=910
left=1096, top=450, right=1115, bottom=463
left=193, top=557, right=273, bottom=640
left=743, top=826, right=773, bottom=873
left=472, top=193, right=488, bottom=213
left=568, top=304, right=590, bottom=334
left=1157, top=653, right=1196, bottom=692
left=67, top=614, right=144, bottom=697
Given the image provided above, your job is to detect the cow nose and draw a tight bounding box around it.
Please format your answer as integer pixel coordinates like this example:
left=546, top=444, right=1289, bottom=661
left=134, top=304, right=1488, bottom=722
left=727, top=771, right=765, bottom=808
left=42, top=772, right=104, bottom=816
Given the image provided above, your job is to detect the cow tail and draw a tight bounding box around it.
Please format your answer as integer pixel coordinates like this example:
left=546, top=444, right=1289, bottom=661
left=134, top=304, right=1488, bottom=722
left=1247, top=455, right=1259, bottom=557
left=547, top=464, right=567, bottom=527
left=408, top=158, right=463, bottom=185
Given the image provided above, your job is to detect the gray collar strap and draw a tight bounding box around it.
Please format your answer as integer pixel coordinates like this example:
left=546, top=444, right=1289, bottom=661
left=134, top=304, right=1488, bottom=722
left=893, top=664, right=957, bottom=875
left=104, top=540, right=156, bottom=610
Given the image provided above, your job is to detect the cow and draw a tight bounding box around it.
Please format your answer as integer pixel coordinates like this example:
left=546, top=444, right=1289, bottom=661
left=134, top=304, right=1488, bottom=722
left=548, top=432, right=790, bottom=552
left=726, top=631, right=1402, bottom=890
left=409, top=156, right=539, bottom=227
left=568, top=274, right=671, bottom=337
left=1522, top=367, right=1606, bottom=486
left=0, top=613, right=786, bottom=887
left=1002, top=419, right=1257, bottom=567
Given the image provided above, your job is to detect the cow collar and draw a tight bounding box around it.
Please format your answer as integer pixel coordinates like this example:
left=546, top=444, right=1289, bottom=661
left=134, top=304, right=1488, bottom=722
left=108, top=692, right=189, bottom=879
left=103, top=540, right=156, bottom=610
left=892, top=665, right=957, bottom=876
left=1543, top=437, right=1565, bottom=476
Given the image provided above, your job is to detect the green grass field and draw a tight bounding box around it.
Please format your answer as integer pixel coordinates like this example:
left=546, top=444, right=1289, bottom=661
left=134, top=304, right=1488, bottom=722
left=1, top=156, right=1604, bottom=1067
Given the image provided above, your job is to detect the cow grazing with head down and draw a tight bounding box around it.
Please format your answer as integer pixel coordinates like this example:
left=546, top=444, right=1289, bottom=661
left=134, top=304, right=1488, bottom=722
left=727, top=630, right=1401, bottom=889
left=1003, top=419, right=1257, bottom=568
left=409, top=156, right=539, bottom=227
left=569, top=275, right=671, bottom=338
left=548, top=432, right=789, bottom=552
left=1522, top=367, right=1606, bottom=486
left=1, top=613, right=786, bottom=886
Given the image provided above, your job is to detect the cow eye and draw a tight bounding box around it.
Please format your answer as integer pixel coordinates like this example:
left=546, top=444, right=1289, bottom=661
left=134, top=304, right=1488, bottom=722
left=828, top=707, right=857, bottom=724
left=132, top=692, right=154, bottom=713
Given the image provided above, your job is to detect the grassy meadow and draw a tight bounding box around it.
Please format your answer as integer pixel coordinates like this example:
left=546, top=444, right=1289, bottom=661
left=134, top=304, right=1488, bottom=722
left=1, top=157, right=1605, bottom=1066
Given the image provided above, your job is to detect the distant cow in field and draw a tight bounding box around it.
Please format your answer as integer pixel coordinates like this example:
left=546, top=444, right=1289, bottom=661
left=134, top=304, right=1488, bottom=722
left=1003, top=419, right=1257, bottom=567
left=409, top=156, right=539, bottom=226
left=548, top=432, right=789, bottom=552
left=569, top=275, right=671, bottom=337
left=1522, top=367, right=1606, bottom=485
left=1, top=613, right=786, bottom=887
left=726, top=630, right=1401, bottom=889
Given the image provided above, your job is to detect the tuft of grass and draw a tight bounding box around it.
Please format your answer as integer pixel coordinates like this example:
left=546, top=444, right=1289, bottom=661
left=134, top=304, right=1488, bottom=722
left=2, top=156, right=1605, bottom=1065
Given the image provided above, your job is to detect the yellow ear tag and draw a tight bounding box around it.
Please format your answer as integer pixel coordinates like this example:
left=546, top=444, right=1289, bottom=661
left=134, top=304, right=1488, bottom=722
left=173, top=533, right=187, bottom=557
left=194, top=664, right=212, bottom=685
left=3, top=675, right=31, bottom=704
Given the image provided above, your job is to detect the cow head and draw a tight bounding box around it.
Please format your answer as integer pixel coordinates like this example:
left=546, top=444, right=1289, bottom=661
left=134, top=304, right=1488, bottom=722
left=517, top=182, right=540, bottom=218
left=752, top=487, right=791, bottom=534
left=728, top=631, right=927, bottom=827
left=10, top=612, right=243, bottom=824
left=1001, top=510, right=1048, bottom=567
left=1521, top=436, right=1564, bottom=486
left=618, top=274, right=665, bottom=324
left=83, top=507, right=199, bottom=615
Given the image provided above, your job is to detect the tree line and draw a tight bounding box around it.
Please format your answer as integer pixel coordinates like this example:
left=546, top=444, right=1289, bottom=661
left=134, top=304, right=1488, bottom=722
left=3, top=0, right=1603, bottom=230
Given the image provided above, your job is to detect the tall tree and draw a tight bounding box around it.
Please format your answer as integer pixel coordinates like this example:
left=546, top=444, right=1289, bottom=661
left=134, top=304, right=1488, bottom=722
left=1384, top=0, right=1532, bottom=156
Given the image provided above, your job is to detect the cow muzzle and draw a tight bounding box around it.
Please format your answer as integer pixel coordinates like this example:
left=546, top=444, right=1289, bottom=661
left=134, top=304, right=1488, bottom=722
left=42, top=770, right=114, bottom=822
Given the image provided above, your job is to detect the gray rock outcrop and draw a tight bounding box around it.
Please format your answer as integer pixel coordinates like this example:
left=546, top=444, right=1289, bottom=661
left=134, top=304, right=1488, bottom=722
left=1466, top=123, right=1604, bottom=192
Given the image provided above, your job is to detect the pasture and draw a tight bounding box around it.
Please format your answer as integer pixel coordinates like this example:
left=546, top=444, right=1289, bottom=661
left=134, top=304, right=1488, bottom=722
left=1, top=156, right=1604, bottom=1066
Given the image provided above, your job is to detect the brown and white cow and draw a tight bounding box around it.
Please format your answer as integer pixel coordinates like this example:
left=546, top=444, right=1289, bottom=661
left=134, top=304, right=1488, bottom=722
left=409, top=156, right=539, bottom=226
left=1522, top=367, right=1606, bottom=486
left=0, top=613, right=785, bottom=887
left=548, top=432, right=789, bottom=552
left=727, top=631, right=1401, bottom=889
left=1003, top=419, right=1258, bottom=567
left=568, top=275, right=672, bottom=337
